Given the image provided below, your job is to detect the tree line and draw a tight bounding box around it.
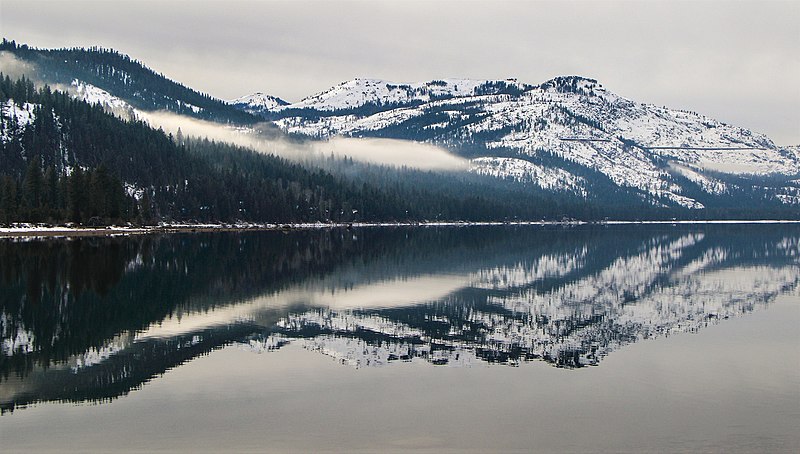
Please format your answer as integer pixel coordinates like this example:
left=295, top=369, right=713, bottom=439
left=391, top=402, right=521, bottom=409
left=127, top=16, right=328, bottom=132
left=0, top=162, right=131, bottom=225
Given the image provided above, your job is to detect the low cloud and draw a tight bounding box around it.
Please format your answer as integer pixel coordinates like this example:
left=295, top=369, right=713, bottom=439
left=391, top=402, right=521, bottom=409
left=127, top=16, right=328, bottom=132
left=1, top=51, right=78, bottom=96
left=137, top=110, right=468, bottom=171
left=315, top=137, right=468, bottom=171
left=0, top=51, right=37, bottom=80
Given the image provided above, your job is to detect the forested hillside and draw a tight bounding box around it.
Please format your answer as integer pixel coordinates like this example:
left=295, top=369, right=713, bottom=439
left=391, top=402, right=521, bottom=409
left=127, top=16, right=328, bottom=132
left=0, top=39, right=257, bottom=125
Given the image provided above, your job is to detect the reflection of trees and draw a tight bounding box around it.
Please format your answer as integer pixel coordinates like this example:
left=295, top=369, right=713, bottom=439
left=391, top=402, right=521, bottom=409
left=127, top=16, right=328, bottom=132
left=0, top=232, right=350, bottom=378
left=0, top=239, right=133, bottom=378
left=1, top=227, right=551, bottom=380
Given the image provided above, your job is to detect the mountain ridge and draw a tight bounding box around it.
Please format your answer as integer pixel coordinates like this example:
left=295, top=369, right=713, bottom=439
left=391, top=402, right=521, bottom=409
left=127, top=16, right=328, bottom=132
left=2, top=38, right=798, bottom=217
left=233, top=74, right=800, bottom=209
left=0, top=39, right=259, bottom=125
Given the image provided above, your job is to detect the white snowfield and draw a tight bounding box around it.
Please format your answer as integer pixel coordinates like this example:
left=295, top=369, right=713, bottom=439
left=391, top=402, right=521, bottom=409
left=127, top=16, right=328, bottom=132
left=238, top=76, right=800, bottom=208
left=275, top=78, right=526, bottom=112
left=228, top=92, right=289, bottom=113
left=470, top=157, right=588, bottom=196
left=71, top=79, right=132, bottom=111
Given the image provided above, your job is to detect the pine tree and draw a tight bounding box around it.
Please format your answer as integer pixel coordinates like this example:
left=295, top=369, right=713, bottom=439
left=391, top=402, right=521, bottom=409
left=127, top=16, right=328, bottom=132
left=22, top=158, right=43, bottom=220
left=43, top=166, right=59, bottom=219
left=139, top=192, right=152, bottom=225
left=68, top=168, right=86, bottom=223
left=0, top=176, right=17, bottom=223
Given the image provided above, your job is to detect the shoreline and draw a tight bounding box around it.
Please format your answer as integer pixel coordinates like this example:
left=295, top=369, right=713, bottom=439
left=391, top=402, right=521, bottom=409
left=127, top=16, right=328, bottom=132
left=1, top=219, right=800, bottom=238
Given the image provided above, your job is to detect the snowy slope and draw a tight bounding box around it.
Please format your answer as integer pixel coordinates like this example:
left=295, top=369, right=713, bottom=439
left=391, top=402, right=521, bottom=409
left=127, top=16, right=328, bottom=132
left=0, top=99, right=36, bottom=144
left=470, top=157, right=588, bottom=196
left=277, top=78, right=531, bottom=112
left=69, top=79, right=140, bottom=122
left=228, top=92, right=289, bottom=115
left=243, top=75, right=800, bottom=208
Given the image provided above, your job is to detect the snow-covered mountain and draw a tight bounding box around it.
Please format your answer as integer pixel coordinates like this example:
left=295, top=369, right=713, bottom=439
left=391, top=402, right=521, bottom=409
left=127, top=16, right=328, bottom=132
left=228, top=92, right=289, bottom=116
left=273, top=78, right=532, bottom=112
left=237, top=76, right=800, bottom=209
left=7, top=33, right=797, bottom=212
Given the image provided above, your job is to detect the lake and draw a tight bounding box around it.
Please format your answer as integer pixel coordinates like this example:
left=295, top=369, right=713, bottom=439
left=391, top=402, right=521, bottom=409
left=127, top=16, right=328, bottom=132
left=1, top=224, right=799, bottom=453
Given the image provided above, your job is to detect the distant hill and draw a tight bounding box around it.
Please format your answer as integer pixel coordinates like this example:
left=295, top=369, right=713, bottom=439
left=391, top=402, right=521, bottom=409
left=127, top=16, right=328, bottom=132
left=229, top=92, right=290, bottom=116
left=0, top=39, right=258, bottom=125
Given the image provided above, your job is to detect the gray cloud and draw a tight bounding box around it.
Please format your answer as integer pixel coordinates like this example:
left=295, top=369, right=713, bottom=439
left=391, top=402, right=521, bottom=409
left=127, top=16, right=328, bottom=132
left=2, top=0, right=798, bottom=144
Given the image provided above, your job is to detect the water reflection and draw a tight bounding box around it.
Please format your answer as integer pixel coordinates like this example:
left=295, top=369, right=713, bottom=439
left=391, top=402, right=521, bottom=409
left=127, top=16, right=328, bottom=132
left=1, top=225, right=798, bottom=412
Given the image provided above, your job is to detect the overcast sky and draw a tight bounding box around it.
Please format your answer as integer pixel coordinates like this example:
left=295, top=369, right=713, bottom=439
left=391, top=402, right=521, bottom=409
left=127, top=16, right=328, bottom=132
left=2, top=0, right=798, bottom=144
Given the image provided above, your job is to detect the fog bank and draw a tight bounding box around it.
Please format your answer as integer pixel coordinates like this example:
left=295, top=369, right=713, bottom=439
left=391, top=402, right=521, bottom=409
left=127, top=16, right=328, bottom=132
left=138, top=110, right=468, bottom=171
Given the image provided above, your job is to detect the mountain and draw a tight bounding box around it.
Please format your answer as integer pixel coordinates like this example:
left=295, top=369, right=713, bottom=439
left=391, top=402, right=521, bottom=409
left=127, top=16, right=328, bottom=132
left=0, top=39, right=258, bottom=125
left=2, top=74, right=581, bottom=225
left=2, top=39, right=798, bottom=219
left=238, top=76, right=800, bottom=210
left=229, top=92, right=289, bottom=116
left=272, top=78, right=532, bottom=113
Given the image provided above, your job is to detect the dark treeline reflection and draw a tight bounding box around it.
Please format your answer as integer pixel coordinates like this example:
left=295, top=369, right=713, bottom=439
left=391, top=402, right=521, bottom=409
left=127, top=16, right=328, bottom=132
left=1, top=225, right=799, bottom=412
left=0, top=228, right=481, bottom=377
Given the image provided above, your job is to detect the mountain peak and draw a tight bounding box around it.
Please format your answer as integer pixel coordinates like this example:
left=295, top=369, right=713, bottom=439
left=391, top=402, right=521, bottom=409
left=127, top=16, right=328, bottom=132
left=288, top=77, right=534, bottom=112
left=229, top=92, right=289, bottom=112
left=539, top=75, right=603, bottom=94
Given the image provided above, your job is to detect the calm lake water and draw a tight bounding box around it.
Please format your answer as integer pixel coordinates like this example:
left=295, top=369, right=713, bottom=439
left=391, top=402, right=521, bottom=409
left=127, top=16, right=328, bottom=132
left=1, top=225, right=799, bottom=453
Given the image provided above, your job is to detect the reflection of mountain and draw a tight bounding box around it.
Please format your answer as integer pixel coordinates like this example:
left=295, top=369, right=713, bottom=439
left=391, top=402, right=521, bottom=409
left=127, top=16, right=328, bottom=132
left=272, top=233, right=799, bottom=368
left=1, top=226, right=798, bottom=412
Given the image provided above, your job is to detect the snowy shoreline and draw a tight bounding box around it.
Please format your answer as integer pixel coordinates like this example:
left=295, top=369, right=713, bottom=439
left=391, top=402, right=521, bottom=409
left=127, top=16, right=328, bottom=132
left=1, top=219, right=799, bottom=238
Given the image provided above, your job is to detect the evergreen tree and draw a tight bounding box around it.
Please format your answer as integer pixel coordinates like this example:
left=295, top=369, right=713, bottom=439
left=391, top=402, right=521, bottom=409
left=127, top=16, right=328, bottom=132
left=0, top=176, right=18, bottom=224
left=43, top=166, right=59, bottom=218
left=68, top=168, right=87, bottom=223
left=22, top=158, right=43, bottom=221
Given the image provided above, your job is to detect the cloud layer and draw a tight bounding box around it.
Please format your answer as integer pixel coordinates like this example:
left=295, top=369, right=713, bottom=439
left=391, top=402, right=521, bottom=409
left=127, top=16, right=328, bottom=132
left=138, top=110, right=468, bottom=171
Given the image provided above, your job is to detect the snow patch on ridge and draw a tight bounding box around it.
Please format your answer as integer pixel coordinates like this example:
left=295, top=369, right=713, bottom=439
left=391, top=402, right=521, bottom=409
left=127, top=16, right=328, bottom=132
left=1, top=99, right=36, bottom=144
left=470, top=157, right=587, bottom=196
left=229, top=92, right=289, bottom=113
left=71, top=79, right=131, bottom=110
left=284, top=78, right=531, bottom=112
